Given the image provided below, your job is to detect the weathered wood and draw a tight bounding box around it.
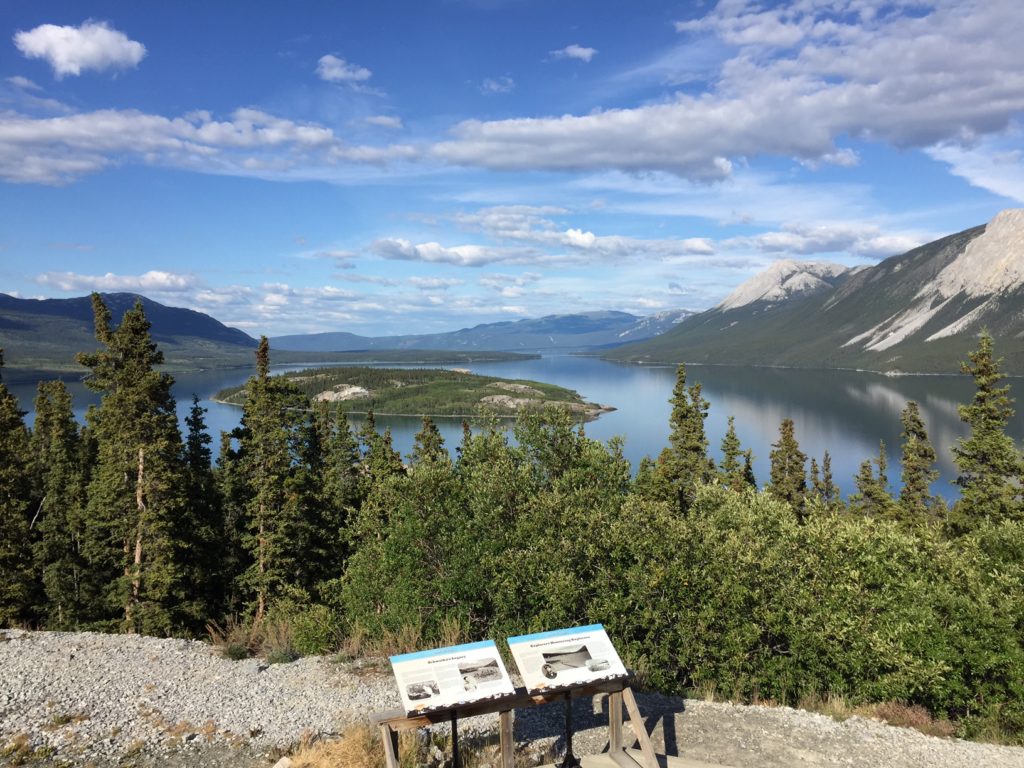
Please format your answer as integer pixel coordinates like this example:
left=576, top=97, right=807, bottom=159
left=621, top=687, right=658, bottom=768
left=608, top=750, right=645, bottom=768
left=379, top=722, right=399, bottom=768
left=499, top=709, right=514, bottom=768
left=609, top=690, right=623, bottom=752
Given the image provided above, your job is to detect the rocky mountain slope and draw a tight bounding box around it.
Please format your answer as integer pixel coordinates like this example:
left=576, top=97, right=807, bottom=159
left=608, top=211, right=1024, bottom=374
left=0, top=292, right=256, bottom=372
left=270, top=310, right=694, bottom=353
left=2, top=630, right=1023, bottom=768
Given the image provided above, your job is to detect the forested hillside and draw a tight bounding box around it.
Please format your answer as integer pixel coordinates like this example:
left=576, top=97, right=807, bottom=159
left=1, top=294, right=1023, bottom=744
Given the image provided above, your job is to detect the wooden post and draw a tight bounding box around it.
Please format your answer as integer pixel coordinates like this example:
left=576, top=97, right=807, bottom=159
left=499, top=709, right=514, bottom=768
left=379, top=722, right=399, bottom=768
left=608, top=690, right=623, bottom=753
left=621, top=687, right=658, bottom=768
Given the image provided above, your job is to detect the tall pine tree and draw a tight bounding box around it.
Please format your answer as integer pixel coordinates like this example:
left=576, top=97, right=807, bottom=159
left=898, top=400, right=939, bottom=523
left=655, top=364, right=715, bottom=512
left=31, top=380, right=89, bottom=628
left=0, top=350, right=36, bottom=626
left=950, top=332, right=1022, bottom=532
left=768, top=418, right=807, bottom=517
left=719, top=416, right=753, bottom=492
left=77, top=294, right=189, bottom=634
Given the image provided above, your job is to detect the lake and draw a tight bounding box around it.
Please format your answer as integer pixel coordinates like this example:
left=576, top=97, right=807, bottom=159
left=7, top=356, right=1019, bottom=500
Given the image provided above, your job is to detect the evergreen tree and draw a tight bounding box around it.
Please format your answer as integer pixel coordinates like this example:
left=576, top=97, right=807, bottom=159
left=411, top=416, right=449, bottom=467
left=30, top=380, right=88, bottom=628
left=768, top=418, right=807, bottom=516
left=655, top=364, right=716, bottom=512
left=319, top=404, right=363, bottom=516
left=76, top=296, right=188, bottom=634
left=0, top=350, right=36, bottom=626
left=849, top=441, right=896, bottom=517
left=950, top=332, right=1022, bottom=532
left=741, top=449, right=757, bottom=489
left=229, top=337, right=316, bottom=620
left=820, top=451, right=838, bottom=507
left=719, top=416, right=749, bottom=492
left=898, top=400, right=938, bottom=523
left=178, top=395, right=224, bottom=628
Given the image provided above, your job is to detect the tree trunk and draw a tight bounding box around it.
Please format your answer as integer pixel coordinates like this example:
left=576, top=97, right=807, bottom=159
left=255, top=508, right=266, bottom=623
left=127, top=446, right=146, bottom=629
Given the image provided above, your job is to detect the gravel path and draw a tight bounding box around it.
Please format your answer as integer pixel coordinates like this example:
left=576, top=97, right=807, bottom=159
left=2, top=630, right=1023, bottom=767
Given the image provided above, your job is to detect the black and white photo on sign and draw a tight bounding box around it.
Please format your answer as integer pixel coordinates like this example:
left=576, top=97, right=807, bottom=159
left=390, top=640, right=516, bottom=715
left=507, top=625, right=628, bottom=693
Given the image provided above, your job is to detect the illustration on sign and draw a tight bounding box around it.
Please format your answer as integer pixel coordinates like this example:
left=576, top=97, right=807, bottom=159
left=507, top=624, right=627, bottom=693
left=390, top=640, right=515, bottom=715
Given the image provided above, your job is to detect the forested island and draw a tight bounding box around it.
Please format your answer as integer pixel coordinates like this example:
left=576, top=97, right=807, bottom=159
left=2, top=294, right=1023, bottom=746
left=214, top=365, right=610, bottom=420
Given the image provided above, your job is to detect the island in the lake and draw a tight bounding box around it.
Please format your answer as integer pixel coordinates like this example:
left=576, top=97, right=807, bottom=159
left=214, top=366, right=615, bottom=421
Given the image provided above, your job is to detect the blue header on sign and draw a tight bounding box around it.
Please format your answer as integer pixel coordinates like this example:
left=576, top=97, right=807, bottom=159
left=507, top=624, right=604, bottom=645
left=390, top=639, right=497, bottom=663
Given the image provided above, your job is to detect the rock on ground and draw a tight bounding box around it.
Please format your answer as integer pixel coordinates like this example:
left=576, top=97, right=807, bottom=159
left=2, top=630, right=1024, bottom=768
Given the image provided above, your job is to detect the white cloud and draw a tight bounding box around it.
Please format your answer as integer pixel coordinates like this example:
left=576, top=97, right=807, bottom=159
left=431, top=2, right=1024, bottom=178
left=550, top=44, right=597, bottom=62
left=725, top=222, right=922, bottom=259
left=14, top=21, right=146, bottom=78
left=365, top=115, right=403, bottom=129
left=0, top=107, right=411, bottom=184
left=927, top=131, right=1024, bottom=203
left=6, top=76, right=41, bottom=91
left=36, top=270, right=196, bottom=292
left=316, top=54, right=372, bottom=83
left=409, top=276, right=463, bottom=289
left=371, top=238, right=533, bottom=267
left=480, top=76, right=515, bottom=94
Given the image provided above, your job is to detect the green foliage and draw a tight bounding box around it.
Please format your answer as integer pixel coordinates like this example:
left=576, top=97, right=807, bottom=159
left=848, top=441, right=898, bottom=518
left=768, top=418, right=807, bottom=515
left=651, top=364, right=715, bottom=512
left=898, top=401, right=939, bottom=524
left=215, top=366, right=595, bottom=419
left=950, top=331, right=1023, bottom=533
left=0, top=349, right=36, bottom=626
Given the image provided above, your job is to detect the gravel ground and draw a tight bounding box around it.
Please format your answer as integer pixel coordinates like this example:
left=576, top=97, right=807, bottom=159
left=2, top=630, right=1024, bottom=767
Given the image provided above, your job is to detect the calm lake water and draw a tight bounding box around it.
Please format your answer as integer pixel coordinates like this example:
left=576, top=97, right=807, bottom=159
left=8, top=356, right=1021, bottom=500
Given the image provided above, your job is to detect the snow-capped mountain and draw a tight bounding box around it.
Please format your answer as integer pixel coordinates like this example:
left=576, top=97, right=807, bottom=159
left=608, top=210, right=1024, bottom=374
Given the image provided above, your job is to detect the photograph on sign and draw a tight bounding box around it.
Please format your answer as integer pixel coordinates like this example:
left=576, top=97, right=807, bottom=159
left=390, top=640, right=515, bottom=715
left=507, top=624, right=628, bottom=693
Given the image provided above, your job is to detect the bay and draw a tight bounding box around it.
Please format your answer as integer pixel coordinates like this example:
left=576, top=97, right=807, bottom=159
left=8, top=355, right=1020, bottom=500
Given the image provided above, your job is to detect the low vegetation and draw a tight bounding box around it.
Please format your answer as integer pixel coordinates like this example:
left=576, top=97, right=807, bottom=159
left=2, top=294, right=1023, bottom=746
left=214, top=365, right=604, bottom=419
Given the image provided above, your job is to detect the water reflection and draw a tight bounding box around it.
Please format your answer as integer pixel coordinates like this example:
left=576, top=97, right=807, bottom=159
left=7, top=357, right=1021, bottom=501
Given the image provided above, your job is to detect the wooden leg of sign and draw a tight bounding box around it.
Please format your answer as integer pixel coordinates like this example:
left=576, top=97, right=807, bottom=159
left=621, top=687, right=658, bottom=768
left=499, top=709, right=514, bottom=768
left=379, top=722, right=399, bottom=768
left=608, top=690, right=623, bottom=753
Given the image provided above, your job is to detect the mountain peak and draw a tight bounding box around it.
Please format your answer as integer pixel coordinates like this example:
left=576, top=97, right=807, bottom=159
left=928, top=208, right=1024, bottom=300
left=716, top=259, right=848, bottom=311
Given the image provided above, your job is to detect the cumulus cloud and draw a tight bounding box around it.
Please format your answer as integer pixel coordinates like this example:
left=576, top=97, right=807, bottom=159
left=36, top=269, right=195, bottom=292
left=432, top=2, right=1024, bottom=178
left=409, top=276, right=463, bottom=289
left=0, top=107, right=412, bottom=184
left=927, top=134, right=1024, bottom=203
left=14, top=21, right=146, bottom=78
left=371, top=238, right=532, bottom=267
left=725, top=222, right=923, bottom=259
left=550, top=44, right=597, bottom=62
left=480, top=76, right=515, bottom=94
left=316, top=54, right=372, bottom=83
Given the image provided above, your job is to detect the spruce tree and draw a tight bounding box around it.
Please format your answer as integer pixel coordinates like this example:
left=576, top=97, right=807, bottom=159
left=230, top=337, right=315, bottom=620
left=0, top=350, right=36, bottom=626
left=411, top=416, right=449, bottom=467
left=849, top=441, right=896, bottom=517
left=768, top=418, right=807, bottom=516
left=178, top=395, right=224, bottom=628
left=820, top=451, right=838, bottom=507
left=951, top=331, right=1022, bottom=531
left=655, top=364, right=716, bottom=512
left=719, top=416, right=748, bottom=492
left=31, top=380, right=88, bottom=628
left=76, top=296, right=188, bottom=634
left=898, top=400, right=938, bottom=523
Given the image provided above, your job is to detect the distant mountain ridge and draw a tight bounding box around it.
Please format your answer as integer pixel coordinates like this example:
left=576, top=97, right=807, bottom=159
left=607, top=210, right=1024, bottom=374
left=0, top=292, right=256, bottom=371
left=270, top=309, right=694, bottom=353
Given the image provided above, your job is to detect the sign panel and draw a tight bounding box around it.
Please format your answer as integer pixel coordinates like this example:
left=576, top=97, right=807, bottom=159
left=390, top=640, right=516, bottom=715
left=507, top=624, right=628, bottom=693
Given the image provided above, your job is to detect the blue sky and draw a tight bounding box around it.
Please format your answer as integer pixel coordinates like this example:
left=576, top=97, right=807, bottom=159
left=1, top=0, right=1022, bottom=337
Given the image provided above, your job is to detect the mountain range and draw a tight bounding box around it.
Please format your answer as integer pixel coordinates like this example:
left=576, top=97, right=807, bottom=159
left=607, top=209, right=1024, bottom=374
left=269, top=310, right=693, bottom=353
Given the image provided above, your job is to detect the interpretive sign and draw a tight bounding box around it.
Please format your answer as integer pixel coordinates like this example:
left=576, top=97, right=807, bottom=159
left=390, top=640, right=516, bottom=715
left=507, top=624, right=628, bottom=693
